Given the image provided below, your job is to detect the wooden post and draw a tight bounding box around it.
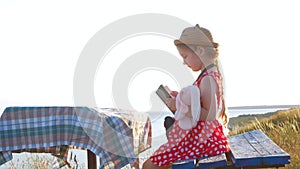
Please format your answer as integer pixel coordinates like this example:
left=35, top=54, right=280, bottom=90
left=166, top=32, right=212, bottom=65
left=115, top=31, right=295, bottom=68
left=87, top=150, right=97, bottom=169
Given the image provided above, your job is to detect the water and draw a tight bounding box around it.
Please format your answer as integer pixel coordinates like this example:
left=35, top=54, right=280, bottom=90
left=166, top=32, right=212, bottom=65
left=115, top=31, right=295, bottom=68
left=228, top=107, right=291, bottom=118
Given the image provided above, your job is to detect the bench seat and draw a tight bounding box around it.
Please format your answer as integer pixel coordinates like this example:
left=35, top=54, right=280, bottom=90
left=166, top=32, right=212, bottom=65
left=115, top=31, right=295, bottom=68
left=172, top=129, right=290, bottom=169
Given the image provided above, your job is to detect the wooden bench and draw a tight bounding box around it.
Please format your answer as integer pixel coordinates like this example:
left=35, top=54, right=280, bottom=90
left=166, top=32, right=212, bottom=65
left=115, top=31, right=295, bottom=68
left=172, top=129, right=290, bottom=169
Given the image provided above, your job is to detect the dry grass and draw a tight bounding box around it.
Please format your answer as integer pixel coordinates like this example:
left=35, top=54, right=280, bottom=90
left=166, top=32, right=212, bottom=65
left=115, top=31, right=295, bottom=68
left=8, top=151, right=86, bottom=169
left=9, top=153, right=53, bottom=169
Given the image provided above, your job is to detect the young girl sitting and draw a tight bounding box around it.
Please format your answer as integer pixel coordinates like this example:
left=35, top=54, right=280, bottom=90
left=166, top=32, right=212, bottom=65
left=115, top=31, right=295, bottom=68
left=142, top=24, right=231, bottom=169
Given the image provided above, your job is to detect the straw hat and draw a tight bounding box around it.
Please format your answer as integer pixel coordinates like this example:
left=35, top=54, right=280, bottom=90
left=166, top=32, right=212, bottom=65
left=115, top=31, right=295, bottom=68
left=174, top=24, right=219, bottom=48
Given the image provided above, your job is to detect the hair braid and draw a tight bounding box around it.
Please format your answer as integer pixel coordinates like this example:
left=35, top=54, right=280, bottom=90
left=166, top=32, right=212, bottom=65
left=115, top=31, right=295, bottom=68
left=214, top=58, right=229, bottom=126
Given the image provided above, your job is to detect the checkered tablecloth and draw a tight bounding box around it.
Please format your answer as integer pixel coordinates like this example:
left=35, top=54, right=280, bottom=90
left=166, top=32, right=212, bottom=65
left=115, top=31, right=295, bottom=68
left=0, top=107, right=152, bottom=169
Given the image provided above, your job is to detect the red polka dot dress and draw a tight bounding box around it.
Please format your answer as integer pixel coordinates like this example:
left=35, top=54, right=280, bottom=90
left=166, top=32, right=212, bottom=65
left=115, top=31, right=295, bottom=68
left=150, top=71, right=231, bottom=166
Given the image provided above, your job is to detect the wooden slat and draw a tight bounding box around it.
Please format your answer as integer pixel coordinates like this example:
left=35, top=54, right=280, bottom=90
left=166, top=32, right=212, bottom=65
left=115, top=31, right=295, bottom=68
left=228, top=133, right=262, bottom=167
left=196, top=153, right=228, bottom=169
left=244, top=130, right=290, bottom=166
left=228, top=129, right=290, bottom=168
left=172, top=153, right=228, bottom=169
left=242, top=130, right=269, bottom=156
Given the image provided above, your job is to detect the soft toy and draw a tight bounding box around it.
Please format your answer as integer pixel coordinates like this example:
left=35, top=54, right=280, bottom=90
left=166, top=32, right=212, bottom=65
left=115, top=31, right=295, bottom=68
left=174, top=85, right=201, bottom=130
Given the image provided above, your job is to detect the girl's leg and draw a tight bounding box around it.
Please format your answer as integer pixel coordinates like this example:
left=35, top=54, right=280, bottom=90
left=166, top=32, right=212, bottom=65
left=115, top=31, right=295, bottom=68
left=142, top=159, right=171, bottom=169
left=164, top=116, right=175, bottom=139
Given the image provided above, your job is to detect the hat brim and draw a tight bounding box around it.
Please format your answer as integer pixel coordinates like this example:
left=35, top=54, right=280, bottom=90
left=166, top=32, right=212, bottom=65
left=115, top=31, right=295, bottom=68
left=174, top=39, right=218, bottom=48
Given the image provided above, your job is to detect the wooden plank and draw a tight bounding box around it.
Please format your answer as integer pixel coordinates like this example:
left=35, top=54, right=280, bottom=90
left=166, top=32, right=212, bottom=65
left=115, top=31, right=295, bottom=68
left=244, top=130, right=290, bottom=166
left=196, top=153, right=228, bottom=169
left=172, top=153, right=228, bottom=169
left=228, top=130, right=290, bottom=168
left=228, top=133, right=262, bottom=167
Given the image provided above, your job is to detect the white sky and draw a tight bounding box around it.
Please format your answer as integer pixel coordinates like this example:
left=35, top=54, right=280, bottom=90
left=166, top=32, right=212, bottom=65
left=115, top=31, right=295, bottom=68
left=1, top=0, right=300, bottom=113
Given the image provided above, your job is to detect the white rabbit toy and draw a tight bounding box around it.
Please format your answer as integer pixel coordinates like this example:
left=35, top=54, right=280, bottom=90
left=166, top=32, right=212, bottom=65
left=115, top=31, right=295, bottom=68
left=174, top=85, right=201, bottom=130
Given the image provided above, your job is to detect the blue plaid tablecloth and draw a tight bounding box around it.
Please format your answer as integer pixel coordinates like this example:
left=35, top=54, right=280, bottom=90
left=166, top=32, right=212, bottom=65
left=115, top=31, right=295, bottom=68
left=0, top=107, right=152, bottom=169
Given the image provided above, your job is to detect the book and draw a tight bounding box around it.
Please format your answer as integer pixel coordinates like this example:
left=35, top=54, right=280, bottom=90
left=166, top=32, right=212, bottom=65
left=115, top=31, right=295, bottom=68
left=156, top=84, right=175, bottom=113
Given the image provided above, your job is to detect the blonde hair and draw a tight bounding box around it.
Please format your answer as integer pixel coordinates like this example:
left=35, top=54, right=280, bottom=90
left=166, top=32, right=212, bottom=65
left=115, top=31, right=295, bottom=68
left=215, top=59, right=229, bottom=126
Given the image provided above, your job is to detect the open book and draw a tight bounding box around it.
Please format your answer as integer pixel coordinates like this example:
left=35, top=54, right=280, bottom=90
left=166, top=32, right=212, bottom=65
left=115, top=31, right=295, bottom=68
left=156, top=84, right=175, bottom=113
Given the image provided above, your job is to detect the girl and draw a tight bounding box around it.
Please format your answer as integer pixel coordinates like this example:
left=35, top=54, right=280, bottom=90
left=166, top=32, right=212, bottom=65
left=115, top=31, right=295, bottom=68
left=142, top=24, right=230, bottom=169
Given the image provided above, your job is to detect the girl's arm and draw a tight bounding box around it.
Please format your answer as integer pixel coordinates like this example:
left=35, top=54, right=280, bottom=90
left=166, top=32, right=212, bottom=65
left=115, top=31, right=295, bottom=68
left=197, top=75, right=219, bottom=143
left=199, top=76, right=218, bottom=121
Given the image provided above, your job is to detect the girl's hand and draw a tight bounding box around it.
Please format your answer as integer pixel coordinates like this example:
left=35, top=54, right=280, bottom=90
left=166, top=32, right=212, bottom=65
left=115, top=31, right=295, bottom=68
left=170, top=91, right=178, bottom=97
left=166, top=97, right=176, bottom=112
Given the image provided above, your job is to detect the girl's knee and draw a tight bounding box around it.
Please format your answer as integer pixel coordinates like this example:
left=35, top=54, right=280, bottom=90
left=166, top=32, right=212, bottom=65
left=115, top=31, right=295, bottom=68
left=142, top=159, right=171, bottom=169
left=142, top=159, right=157, bottom=169
left=142, top=159, right=150, bottom=169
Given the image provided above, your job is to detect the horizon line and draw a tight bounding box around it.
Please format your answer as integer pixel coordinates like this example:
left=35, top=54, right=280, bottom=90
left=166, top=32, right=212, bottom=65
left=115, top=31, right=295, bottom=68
left=228, top=104, right=300, bottom=110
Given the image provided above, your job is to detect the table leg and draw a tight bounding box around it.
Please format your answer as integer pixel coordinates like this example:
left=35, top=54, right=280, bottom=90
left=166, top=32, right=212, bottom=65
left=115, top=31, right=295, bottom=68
left=87, top=150, right=97, bottom=169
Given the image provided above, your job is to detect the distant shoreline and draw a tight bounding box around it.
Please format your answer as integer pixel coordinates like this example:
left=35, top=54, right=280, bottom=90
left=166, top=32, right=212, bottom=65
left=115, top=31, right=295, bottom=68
left=228, top=105, right=299, bottom=110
